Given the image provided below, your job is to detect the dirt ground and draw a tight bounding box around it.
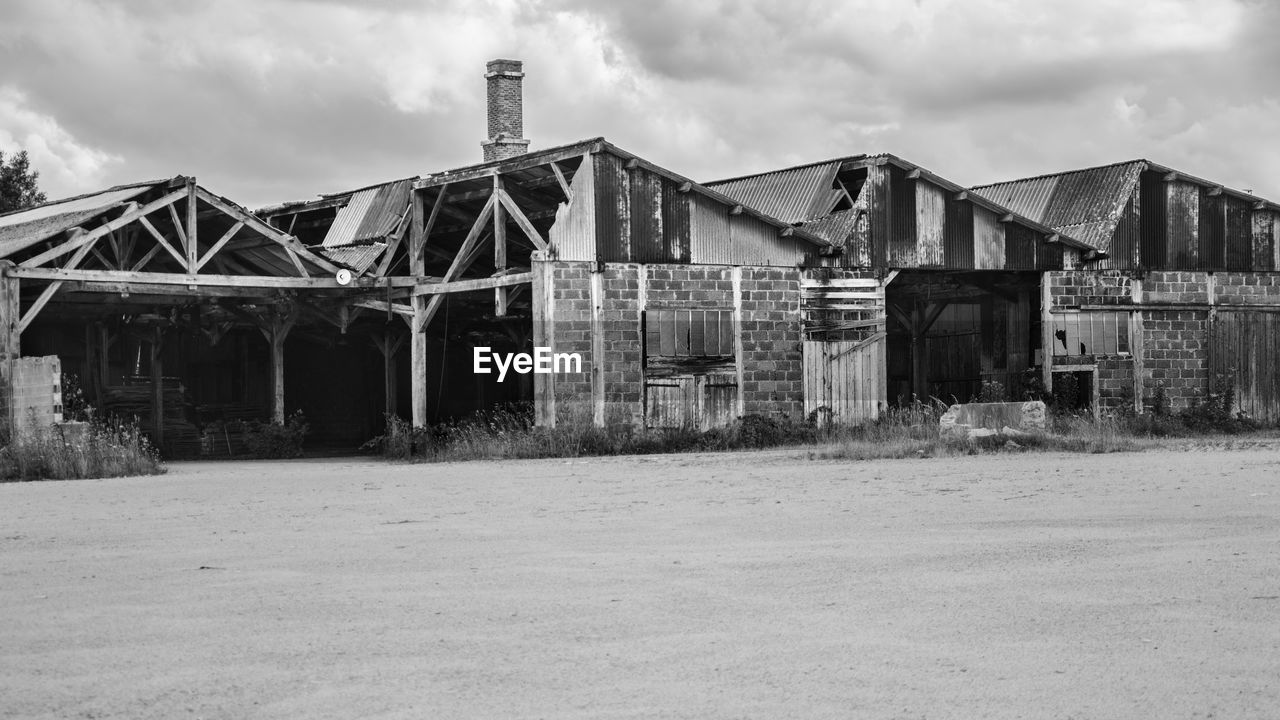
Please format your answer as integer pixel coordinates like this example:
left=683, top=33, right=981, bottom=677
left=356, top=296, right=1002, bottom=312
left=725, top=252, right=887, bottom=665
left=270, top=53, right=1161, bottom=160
left=2, top=447, right=1279, bottom=719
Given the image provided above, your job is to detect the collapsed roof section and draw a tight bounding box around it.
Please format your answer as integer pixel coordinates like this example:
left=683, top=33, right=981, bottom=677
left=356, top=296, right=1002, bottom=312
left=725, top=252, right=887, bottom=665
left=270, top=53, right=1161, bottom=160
left=706, top=154, right=1094, bottom=271
left=972, top=160, right=1280, bottom=270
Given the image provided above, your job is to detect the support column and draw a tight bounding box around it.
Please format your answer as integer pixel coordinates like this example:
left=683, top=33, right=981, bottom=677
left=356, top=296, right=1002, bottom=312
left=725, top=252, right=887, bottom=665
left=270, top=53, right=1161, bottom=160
left=0, top=262, right=21, bottom=362
left=1040, top=273, right=1055, bottom=392
left=409, top=188, right=428, bottom=427
left=531, top=251, right=555, bottom=427
left=150, top=326, right=165, bottom=449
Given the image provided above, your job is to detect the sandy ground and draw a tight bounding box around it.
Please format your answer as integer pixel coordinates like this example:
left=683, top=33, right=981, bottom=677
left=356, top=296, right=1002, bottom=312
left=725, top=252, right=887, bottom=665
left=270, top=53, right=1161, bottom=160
left=2, top=448, right=1279, bottom=719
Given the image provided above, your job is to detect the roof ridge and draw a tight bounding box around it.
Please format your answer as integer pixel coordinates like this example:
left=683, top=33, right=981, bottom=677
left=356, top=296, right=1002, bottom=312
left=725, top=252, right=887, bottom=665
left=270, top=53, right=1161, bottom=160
left=970, top=159, right=1147, bottom=190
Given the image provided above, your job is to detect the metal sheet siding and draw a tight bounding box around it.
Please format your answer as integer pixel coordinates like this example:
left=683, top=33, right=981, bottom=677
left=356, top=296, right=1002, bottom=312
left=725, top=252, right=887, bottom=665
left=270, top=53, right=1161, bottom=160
left=887, top=166, right=917, bottom=267
left=1252, top=210, right=1277, bottom=271
left=594, top=153, right=631, bottom=262
left=944, top=193, right=974, bottom=269
left=1166, top=180, right=1199, bottom=269
left=548, top=154, right=596, bottom=261
left=689, top=192, right=732, bottom=265
left=973, top=206, right=1005, bottom=269
left=320, top=243, right=387, bottom=274
left=661, top=178, right=691, bottom=262
left=629, top=168, right=664, bottom=262
left=1224, top=196, right=1253, bottom=270
left=323, top=188, right=377, bottom=247
left=915, top=181, right=946, bottom=267
left=705, top=161, right=841, bottom=223
left=1198, top=188, right=1225, bottom=269
left=1004, top=222, right=1037, bottom=269
left=1139, top=171, right=1167, bottom=269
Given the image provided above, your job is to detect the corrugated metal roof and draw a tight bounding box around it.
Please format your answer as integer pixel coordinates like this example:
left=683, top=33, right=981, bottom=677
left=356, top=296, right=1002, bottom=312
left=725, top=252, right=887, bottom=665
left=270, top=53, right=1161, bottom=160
left=322, top=179, right=412, bottom=248
left=970, top=161, right=1144, bottom=254
left=320, top=243, right=387, bottom=274
left=0, top=184, right=154, bottom=253
left=799, top=207, right=861, bottom=245
left=704, top=161, right=842, bottom=224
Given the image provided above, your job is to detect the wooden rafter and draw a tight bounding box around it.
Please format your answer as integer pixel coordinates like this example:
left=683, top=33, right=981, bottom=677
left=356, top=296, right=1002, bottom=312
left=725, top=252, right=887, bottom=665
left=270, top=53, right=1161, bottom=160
left=195, top=187, right=340, bottom=275
left=137, top=215, right=188, bottom=267
left=550, top=162, right=572, bottom=201
left=20, top=188, right=187, bottom=268
left=495, top=190, right=548, bottom=251
left=195, top=221, right=245, bottom=271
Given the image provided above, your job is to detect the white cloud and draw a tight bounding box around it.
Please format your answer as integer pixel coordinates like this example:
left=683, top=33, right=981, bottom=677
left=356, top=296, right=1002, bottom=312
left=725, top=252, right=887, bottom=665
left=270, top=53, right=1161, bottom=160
left=0, top=86, right=121, bottom=198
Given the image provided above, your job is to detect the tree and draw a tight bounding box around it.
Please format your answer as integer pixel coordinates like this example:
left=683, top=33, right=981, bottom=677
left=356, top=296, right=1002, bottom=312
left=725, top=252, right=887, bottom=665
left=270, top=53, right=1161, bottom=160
left=0, top=149, right=48, bottom=214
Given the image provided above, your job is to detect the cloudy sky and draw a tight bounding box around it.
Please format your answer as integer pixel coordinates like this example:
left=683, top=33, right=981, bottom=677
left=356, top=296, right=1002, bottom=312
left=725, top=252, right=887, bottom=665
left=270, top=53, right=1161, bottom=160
left=2, top=0, right=1277, bottom=208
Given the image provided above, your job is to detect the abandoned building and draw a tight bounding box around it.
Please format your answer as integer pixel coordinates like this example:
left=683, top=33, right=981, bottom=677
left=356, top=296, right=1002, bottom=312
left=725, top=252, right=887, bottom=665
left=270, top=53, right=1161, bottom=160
left=1, top=58, right=1277, bottom=456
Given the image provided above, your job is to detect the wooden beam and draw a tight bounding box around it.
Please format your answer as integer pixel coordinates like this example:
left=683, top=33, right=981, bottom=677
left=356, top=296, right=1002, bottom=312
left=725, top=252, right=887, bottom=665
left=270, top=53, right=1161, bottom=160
left=21, top=227, right=108, bottom=332
left=137, top=215, right=188, bottom=267
left=167, top=202, right=188, bottom=257
left=0, top=264, right=19, bottom=360
left=129, top=244, right=165, bottom=273
left=678, top=181, right=692, bottom=193
left=496, top=189, right=549, bottom=252
left=493, top=176, right=508, bottom=317
left=415, top=145, right=592, bottom=187
left=352, top=298, right=414, bottom=317
left=412, top=272, right=532, bottom=296
left=185, top=178, right=199, bottom=271
left=8, top=266, right=417, bottom=289
left=20, top=188, right=186, bottom=268
left=195, top=221, right=245, bottom=271
left=550, top=162, right=573, bottom=201
left=195, top=187, right=341, bottom=274
left=906, top=168, right=922, bottom=180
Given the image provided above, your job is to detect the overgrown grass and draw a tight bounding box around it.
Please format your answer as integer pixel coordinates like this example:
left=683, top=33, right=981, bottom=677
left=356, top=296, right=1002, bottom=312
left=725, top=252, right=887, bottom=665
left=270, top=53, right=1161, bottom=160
left=367, top=393, right=1274, bottom=466
left=1, top=417, right=165, bottom=482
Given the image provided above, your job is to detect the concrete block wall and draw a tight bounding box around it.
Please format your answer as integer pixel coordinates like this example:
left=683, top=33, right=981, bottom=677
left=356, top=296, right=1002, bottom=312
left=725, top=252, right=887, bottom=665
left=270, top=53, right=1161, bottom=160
left=1050, top=270, right=1280, bottom=412
left=1, top=356, right=63, bottom=437
left=739, top=267, right=804, bottom=417
left=544, top=260, right=805, bottom=426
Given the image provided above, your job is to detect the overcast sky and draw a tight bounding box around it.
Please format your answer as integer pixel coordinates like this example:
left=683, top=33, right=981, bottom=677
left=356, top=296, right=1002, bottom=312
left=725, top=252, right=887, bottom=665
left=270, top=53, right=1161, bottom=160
left=2, top=0, right=1277, bottom=209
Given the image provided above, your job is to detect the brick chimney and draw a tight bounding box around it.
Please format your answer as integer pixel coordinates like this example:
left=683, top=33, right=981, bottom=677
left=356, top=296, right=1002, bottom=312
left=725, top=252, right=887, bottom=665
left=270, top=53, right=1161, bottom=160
left=482, top=59, right=530, bottom=162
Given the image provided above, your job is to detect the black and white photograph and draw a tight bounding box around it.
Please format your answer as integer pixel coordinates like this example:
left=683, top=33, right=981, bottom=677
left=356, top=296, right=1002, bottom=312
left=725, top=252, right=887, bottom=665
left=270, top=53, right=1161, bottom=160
left=2, top=1, right=1278, bottom=717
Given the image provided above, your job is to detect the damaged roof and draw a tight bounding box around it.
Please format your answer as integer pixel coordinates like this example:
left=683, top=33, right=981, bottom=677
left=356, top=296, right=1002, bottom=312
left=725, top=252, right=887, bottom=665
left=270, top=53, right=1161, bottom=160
left=703, top=159, right=850, bottom=224
left=970, top=161, right=1145, bottom=254
left=0, top=179, right=165, bottom=255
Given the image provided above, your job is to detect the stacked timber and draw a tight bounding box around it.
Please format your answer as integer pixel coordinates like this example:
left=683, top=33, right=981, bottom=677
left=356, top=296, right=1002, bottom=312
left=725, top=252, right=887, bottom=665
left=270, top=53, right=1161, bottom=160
left=100, top=382, right=201, bottom=458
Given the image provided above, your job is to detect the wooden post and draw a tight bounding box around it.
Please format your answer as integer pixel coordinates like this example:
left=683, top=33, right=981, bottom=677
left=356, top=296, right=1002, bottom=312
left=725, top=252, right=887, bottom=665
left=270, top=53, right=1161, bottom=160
left=267, top=310, right=296, bottom=424
left=1041, top=273, right=1055, bottom=392
left=185, top=178, right=199, bottom=272
left=409, top=189, right=428, bottom=427
left=0, top=263, right=20, bottom=361
left=373, top=332, right=403, bottom=418
left=494, top=176, right=508, bottom=316
left=531, top=251, right=555, bottom=427
left=150, top=326, right=165, bottom=450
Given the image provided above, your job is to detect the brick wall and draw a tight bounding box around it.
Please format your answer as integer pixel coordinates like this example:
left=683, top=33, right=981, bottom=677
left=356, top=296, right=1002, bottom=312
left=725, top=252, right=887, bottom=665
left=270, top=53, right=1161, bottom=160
left=1048, top=270, right=1133, bottom=307
left=1095, top=357, right=1135, bottom=411
left=543, top=261, right=805, bottom=426
left=1, top=356, right=63, bottom=437
left=1140, top=309, right=1209, bottom=408
left=739, top=267, right=804, bottom=417
left=1213, top=272, right=1280, bottom=306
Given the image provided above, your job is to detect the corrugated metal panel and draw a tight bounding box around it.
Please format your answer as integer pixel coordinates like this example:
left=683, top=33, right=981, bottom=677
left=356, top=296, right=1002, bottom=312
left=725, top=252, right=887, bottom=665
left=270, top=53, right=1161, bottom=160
left=629, top=168, right=664, bottom=262
left=320, top=243, right=387, bottom=274
left=1166, top=180, right=1199, bottom=269
left=915, top=181, right=946, bottom=267
left=704, top=161, right=842, bottom=224
left=974, top=206, right=1005, bottom=269
left=661, top=178, right=691, bottom=262
left=548, top=155, right=596, bottom=261
left=1198, top=188, right=1224, bottom=269
left=1252, top=210, right=1277, bottom=271
left=971, top=161, right=1144, bottom=256
left=730, top=213, right=778, bottom=266
left=887, top=166, right=917, bottom=267
left=1106, top=194, right=1140, bottom=269
left=1224, top=196, right=1252, bottom=270
left=0, top=184, right=153, bottom=252
left=689, top=192, right=732, bottom=265
left=1139, top=171, right=1167, bottom=269
left=594, top=152, right=630, bottom=262
left=322, top=179, right=412, bottom=248
left=944, top=193, right=974, bottom=269
left=802, top=208, right=860, bottom=246
left=1004, top=222, right=1037, bottom=269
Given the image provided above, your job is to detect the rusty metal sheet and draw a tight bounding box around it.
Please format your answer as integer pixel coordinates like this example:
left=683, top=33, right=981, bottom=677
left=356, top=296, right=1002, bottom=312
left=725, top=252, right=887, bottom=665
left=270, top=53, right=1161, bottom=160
left=319, top=242, right=387, bottom=274
left=971, top=161, right=1144, bottom=258
left=594, top=152, right=630, bottom=262
left=0, top=182, right=154, bottom=254
left=1139, top=170, right=1167, bottom=269
left=704, top=160, right=842, bottom=224
left=1166, top=180, right=1199, bottom=269
left=322, top=179, right=412, bottom=248
left=628, top=168, right=664, bottom=262
left=661, top=177, right=691, bottom=262
left=1224, top=196, right=1253, bottom=270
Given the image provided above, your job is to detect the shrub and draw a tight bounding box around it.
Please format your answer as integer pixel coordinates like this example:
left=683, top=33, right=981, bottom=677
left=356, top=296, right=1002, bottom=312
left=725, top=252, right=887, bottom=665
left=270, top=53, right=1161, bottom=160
left=0, top=416, right=164, bottom=481
left=245, top=411, right=309, bottom=459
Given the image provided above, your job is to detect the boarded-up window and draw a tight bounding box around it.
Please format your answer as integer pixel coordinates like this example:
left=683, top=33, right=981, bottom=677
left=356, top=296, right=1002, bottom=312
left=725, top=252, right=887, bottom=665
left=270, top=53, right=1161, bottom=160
left=644, top=309, right=734, bottom=357
left=1052, top=312, right=1129, bottom=357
